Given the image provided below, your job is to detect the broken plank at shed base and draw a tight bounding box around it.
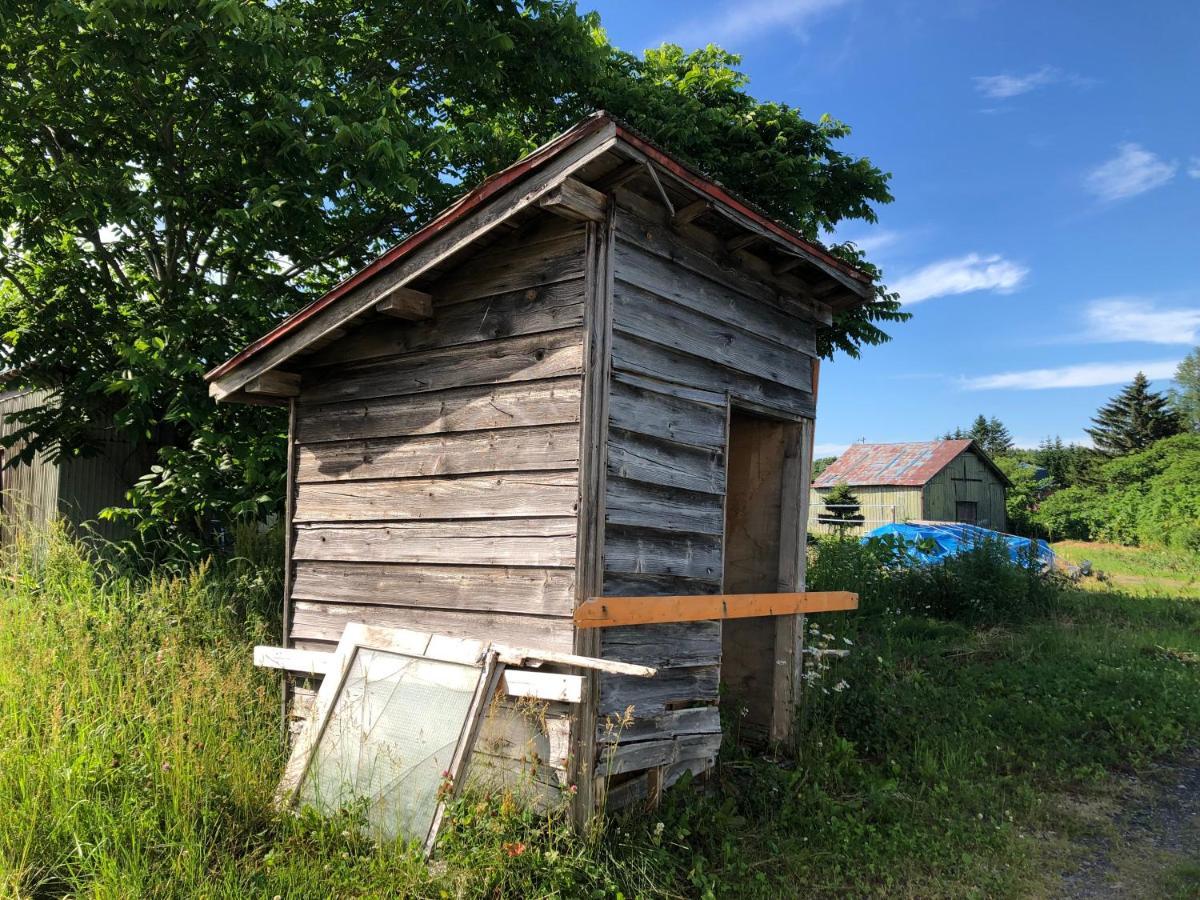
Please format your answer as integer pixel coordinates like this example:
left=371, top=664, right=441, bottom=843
left=573, top=591, right=858, bottom=628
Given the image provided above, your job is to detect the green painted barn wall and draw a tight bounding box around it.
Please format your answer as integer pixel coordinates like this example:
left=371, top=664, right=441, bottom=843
left=809, top=448, right=1008, bottom=535
left=808, top=485, right=922, bottom=535
left=0, top=390, right=134, bottom=542
left=922, top=449, right=1007, bottom=530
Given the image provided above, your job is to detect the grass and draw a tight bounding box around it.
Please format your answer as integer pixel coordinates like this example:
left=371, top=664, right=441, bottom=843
left=1053, top=540, right=1200, bottom=599
left=2, top=528, right=1199, bottom=897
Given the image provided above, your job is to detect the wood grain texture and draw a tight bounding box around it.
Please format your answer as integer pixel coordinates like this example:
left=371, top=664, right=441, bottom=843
left=613, top=280, right=813, bottom=393
left=297, top=377, right=581, bottom=443
left=576, top=591, right=858, bottom=628
left=293, top=518, right=577, bottom=567
left=604, top=476, right=724, bottom=536
left=607, top=428, right=724, bottom=495
left=296, top=423, right=580, bottom=483
left=289, top=600, right=574, bottom=652
left=293, top=470, right=579, bottom=523
left=608, top=376, right=727, bottom=450
left=599, top=664, right=719, bottom=719
left=304, top=280, right=584, bottom=368
left=290, top=561, right=576, bottom=616
left=612, top=332, right=814, bottom=418
left=300, top=328, right=584, bottom=406
left=603, top=526, right=722, bottom=580
left=596, top=706, right=721, bottom=744
left=614, top=239, right=817, bottom=357
left=600, top=621, right=723, bottom=668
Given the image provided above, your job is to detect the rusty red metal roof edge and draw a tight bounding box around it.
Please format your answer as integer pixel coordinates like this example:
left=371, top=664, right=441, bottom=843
left=812, top=439, right=1011, bottom=489
left=206, top=111, right=873, bottom=383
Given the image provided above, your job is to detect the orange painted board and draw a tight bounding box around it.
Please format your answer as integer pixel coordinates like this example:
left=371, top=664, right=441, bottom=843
left=573, top=591, right=858, bottom=628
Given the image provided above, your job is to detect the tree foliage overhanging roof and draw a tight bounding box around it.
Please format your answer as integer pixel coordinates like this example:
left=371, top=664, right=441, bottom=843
left=0, top=0, right=905, bottom=549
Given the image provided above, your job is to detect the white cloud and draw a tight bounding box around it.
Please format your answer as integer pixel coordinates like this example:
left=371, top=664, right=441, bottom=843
left=973, top=66, right=1058, bottom=99
left=963, top=360, right=1181, bottom=391
left=891, top=253, right=1028, bottom=304
left=1082, top=298, right=1200, bottom=345
left=827, top=227, right=902, bottom=257
left=670, top=0, right=850, bottom=46
left=1084, top=143, right=1177, bottom=201
left=1188, top=157, right=1200, bottom=179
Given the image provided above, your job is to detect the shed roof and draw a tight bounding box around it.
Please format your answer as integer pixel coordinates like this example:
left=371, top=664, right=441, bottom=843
left=812, top=440, right=1011, bottom=488
left=205, top=111, right=874, bottom=402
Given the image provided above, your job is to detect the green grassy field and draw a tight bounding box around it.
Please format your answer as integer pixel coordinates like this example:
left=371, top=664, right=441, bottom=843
left=2, top=530, right=1198, bottom=897
left=1053, top=540, right=1200, bottom=600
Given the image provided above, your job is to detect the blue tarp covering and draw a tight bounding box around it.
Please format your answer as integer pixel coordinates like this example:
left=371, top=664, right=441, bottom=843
left=863, top=522, right=1055, bottom=569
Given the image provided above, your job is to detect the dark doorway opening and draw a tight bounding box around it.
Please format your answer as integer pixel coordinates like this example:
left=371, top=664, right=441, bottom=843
left=720, top=408, right=806, bottom=746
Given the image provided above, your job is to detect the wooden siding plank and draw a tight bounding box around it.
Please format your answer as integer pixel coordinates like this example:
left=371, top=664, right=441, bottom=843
left=607, top=428, right=724, bottom=495
left=431, top=232, right=586, bottom=304
left=599, top=665, right=720, bottom=719
left=614, top=239, right=817, bottom=357
left=597, top=706, right=721, bottom=744
left=289, top=600, right=574, bottom=652
left=613, top=280, right=814, bottom=393
left=601, top=621, right=723, bottom=668
left=296, top=377, right=581, bottom=443
left=294, top=471, right=578, bottom=523
left=601, top=572, right=722, bottom=597
left=296, top=423, right=580, bottom=483
left=612, top=332, right=815, bottom=418
left=293, top=518, right=577, bottom=567
left=608, top=376, right=727, bottom=450
left=605, top=476, right=724, bottom=535
left=613, top=194, right=832, bottom=325
left=290, top=562, right=576, bottom=616
left=303, top=281, right=584, bottom=368
left=300, top=329, right=583, bottom=406
left=603, top=526, right=722, bottom=580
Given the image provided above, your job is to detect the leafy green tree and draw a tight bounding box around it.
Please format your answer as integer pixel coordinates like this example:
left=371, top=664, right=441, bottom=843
left=994, top=456, right=1050, bottom=536
left=1085, top=372, right=1182, bottom=455
left=812, top=456, right=838, bottom=478
left=821, top=482, right=865, bottom=530
left=1170, top=347, right=1200, bottom=433
left=0, top=2, right=900, bottom=551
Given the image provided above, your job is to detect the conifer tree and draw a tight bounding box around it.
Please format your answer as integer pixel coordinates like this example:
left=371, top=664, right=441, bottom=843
left=821, top=482, right=865, bottom=530
left=1086, top=372, right=1182, bottom=455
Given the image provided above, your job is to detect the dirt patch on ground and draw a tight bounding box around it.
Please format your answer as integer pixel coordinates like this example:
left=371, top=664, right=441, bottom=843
left=1055, top=748, right=1200, bottom=898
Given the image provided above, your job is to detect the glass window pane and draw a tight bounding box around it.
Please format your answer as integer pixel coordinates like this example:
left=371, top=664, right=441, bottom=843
left=298, top=646, right=483, bottom=843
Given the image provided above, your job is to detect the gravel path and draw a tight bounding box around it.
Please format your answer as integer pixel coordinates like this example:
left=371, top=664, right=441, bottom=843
left=1058, top=749, right=1200, bottom=898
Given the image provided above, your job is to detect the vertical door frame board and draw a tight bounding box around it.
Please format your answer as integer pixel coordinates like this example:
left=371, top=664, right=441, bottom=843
left=570, top=200, right=615, bottom=828
left=280, top=396, right=298, bottom=741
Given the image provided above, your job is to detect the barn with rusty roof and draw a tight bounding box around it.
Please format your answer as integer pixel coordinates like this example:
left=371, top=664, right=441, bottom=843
left=811, top=440, right=1011, bottom=533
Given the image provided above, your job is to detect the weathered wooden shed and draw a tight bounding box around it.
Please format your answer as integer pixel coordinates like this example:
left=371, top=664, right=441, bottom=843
left=811, top=439, right=1011, bottom=533
left=207, top=113, right=873, bottom=815
left=0, top=388, right=135, bottom=543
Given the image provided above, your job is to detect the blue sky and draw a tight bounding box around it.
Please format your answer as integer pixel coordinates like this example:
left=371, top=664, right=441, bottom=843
left=587, top=0, right=1200, bottom=455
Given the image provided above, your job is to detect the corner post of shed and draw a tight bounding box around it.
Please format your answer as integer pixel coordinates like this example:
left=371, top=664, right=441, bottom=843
left=569, top=195, right=616, bottom=828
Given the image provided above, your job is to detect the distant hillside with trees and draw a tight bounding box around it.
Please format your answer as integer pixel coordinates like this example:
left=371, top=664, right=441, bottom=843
left=943, top=358, right=1199, bottom=551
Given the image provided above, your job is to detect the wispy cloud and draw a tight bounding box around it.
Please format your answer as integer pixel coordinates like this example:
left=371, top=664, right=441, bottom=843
left=973, top=66, right=1093, bottom=100
left=1189, top=157, right=1200, bottom=179
left=963, top=360, right=1181, bottom=391
left=1082, top=298, right=1200, bottom=345
left=1084, top=143, right=1177, bottom=201
left=891, top=253, right=1028, bottom=304
left=974, top=66, right=1058, bottom=99
left=823, top=227, right=902, bottom=258
left=669, top=0, right=850, bottom=46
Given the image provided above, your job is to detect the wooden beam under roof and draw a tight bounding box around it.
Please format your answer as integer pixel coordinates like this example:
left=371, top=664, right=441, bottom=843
left=539, top=176, right=607, bottom=223
left=236, top=370, right=300, bottom=399
left=375, top=287, right=433, bottom=320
